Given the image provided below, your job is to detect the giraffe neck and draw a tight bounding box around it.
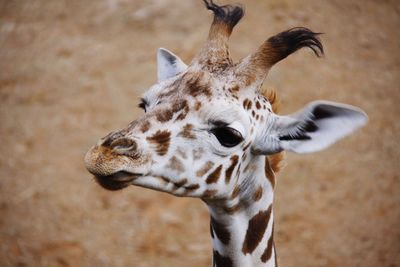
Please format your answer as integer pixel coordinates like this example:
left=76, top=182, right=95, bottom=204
left=206, top=157, right=277, bottom=267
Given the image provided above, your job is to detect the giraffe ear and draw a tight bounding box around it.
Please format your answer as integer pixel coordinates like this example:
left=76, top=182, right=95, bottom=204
left=157, top=48, right=187, bottom=82
left=253, top=101, right=368, bottom=154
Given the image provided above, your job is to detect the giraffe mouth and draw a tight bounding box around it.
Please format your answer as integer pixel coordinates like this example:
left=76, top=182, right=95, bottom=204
left=94, top=171, right=140, bottom=191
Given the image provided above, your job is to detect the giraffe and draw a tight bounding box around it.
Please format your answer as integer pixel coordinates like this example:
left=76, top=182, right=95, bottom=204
left=84, top=1, right=367, bottom=266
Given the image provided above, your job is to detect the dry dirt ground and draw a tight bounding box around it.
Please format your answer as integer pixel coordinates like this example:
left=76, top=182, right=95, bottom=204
left=1, top=0, right=399, bottom=266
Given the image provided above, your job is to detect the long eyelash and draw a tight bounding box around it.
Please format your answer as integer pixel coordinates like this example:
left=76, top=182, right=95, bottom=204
left=209, top=120, right=228, bottom=127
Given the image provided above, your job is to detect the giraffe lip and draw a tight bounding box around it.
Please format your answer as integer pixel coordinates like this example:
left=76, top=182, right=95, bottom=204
left=94, top=171, right=140, bottom=191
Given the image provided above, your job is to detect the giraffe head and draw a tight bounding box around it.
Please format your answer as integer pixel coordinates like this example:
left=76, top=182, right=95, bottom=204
left=84, top=1, right=367, bottom=201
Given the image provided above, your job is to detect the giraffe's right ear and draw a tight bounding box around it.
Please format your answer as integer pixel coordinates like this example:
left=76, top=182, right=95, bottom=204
left=157, top=48, right=187, bottom=82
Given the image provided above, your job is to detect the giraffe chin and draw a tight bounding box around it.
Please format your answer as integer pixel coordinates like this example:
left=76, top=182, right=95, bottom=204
left=94, top=171, right=139, bottom=191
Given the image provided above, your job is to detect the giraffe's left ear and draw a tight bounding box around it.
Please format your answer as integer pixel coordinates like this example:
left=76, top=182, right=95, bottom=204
left=157, top=48, right=187, bottom=82
left=253, top=101, right=368, bottom=154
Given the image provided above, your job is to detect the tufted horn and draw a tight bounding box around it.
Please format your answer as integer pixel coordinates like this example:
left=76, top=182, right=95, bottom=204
left=192, top=0, right=244, bottom=71
left=235, top=27, right=324, bottom=87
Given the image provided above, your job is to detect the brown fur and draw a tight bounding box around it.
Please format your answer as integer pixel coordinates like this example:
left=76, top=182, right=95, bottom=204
left=264, top=157, right=276, bottom=188
left=242, top=205, right=272, bottom=255
left=184, top=184, right=200, bottom=191
left=196, top=161, right=215, bottom=177
left=260, top=87, right=280, bottom=114
left=179, top=124, right=196, bottom=139
left=231, top=184, right=240, bottom=199
left=173, top=100, right=190, bottom=121
left=260, top=231, right=274, bottom=263
left=156, top=109, right=174, bottom=122
left=261, top=87, right=286, bottom=175
left=166, top=156, right=184, bottom=172
left=206, top=165, right=223, bottom=184
left=185, top=75, right=212, bottom=98
left=146, top=130, right=171, bottom=156
left=253, top=185, right=263, bottom=202
left=203, top=189, right=218, bottom=199
left=261, top=225, right=278, bottom=267
left=243, top=98, right=252, bottom=110
left=225, top=155, right=239, bottom=183
left=139, top=121, right=151, bottom=133
left=194, top=101, right=202, bottom=111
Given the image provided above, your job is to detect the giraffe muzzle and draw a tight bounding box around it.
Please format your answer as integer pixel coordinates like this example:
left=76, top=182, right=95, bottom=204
left=84, top=139, right=149, bottom=190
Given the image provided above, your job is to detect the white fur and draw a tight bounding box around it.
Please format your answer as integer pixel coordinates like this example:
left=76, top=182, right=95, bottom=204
left=157, top=48, right=187, bottom=82
left=254, top=100, right=368, bottom=154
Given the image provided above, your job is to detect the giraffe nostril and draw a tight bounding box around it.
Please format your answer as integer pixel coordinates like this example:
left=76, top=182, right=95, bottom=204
left=109, top=137, right=137, bottom=152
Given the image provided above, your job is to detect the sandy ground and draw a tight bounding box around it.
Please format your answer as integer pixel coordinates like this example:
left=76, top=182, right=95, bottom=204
left=0, top=0, right=399, bottom=266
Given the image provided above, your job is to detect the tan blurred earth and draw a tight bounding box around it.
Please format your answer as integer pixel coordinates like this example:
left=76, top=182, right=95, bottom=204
left=0, top=0, right=399, bottom=266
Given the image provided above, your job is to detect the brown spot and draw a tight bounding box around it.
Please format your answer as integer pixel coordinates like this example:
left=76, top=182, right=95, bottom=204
left=194, top=101, right=202, bottom=111
left=256, top=101, right=261, bottom=109
left=243, top=98, right=252, bottom=110
left=166, top=156, right=184, bottom=172
left=213, top=250, right=233, bottom=267
left=184, top=183, right=200, bottom=191
left=206, top=165, right=223, bottom=184
left=176, top=147, right=187, bottom=159
left=231, top=85, right=240, bottom=92
left=203, top=189, right=218, bottom=199
left=140, top=121, right=151, bottom=133
left=248, top=101, right=253, bottom=110
left=261, top=225, right=274, bottom=263
left=231, top=185, right=240, bottom=199
left=146, top=130, right=171, bottom=156
left=260, top=87, right=280, bottom=113
left=268, top=152, right=286, bottom=173
left=172, top=99, right=188, bottom=113
left=196, top=161, right=214, bottom=177
left=173, top=178, right=187, bottom=188
left=242, top=205, right=272, bottom=255
left=252, top=110, right=256, bottom=117
left=156, top=109, right=173, bottom=122
left=210, top=217, right=231, bottom=245
left=264, top=157, right=276, bottom=188
left=253, top=186, right=263, bottom=201
left=225, top=155, right=239, bottom=184
left=186, top=75, right=212, bottom=98
left=155, top=100, right=189, bottom=123
left=223, top=203, right=241, bottom=214
left=180, top=124, right=196, bottom=139
left=244, top=73, right=256, bottom=87
left=174, top=100, right=190, bottom=121
left=193, top=147, right=204, bottom=160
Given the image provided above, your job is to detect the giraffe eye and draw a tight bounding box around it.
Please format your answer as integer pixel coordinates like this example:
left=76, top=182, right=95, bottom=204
left=211, top=127, right=244, bottom=148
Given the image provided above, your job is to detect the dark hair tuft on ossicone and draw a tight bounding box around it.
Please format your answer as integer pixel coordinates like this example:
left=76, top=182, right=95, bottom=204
left=203, top=0, right=244, bottom=29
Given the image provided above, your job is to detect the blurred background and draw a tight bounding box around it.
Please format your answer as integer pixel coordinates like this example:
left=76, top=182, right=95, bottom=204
left=0, top=0, right=399, bottom=266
